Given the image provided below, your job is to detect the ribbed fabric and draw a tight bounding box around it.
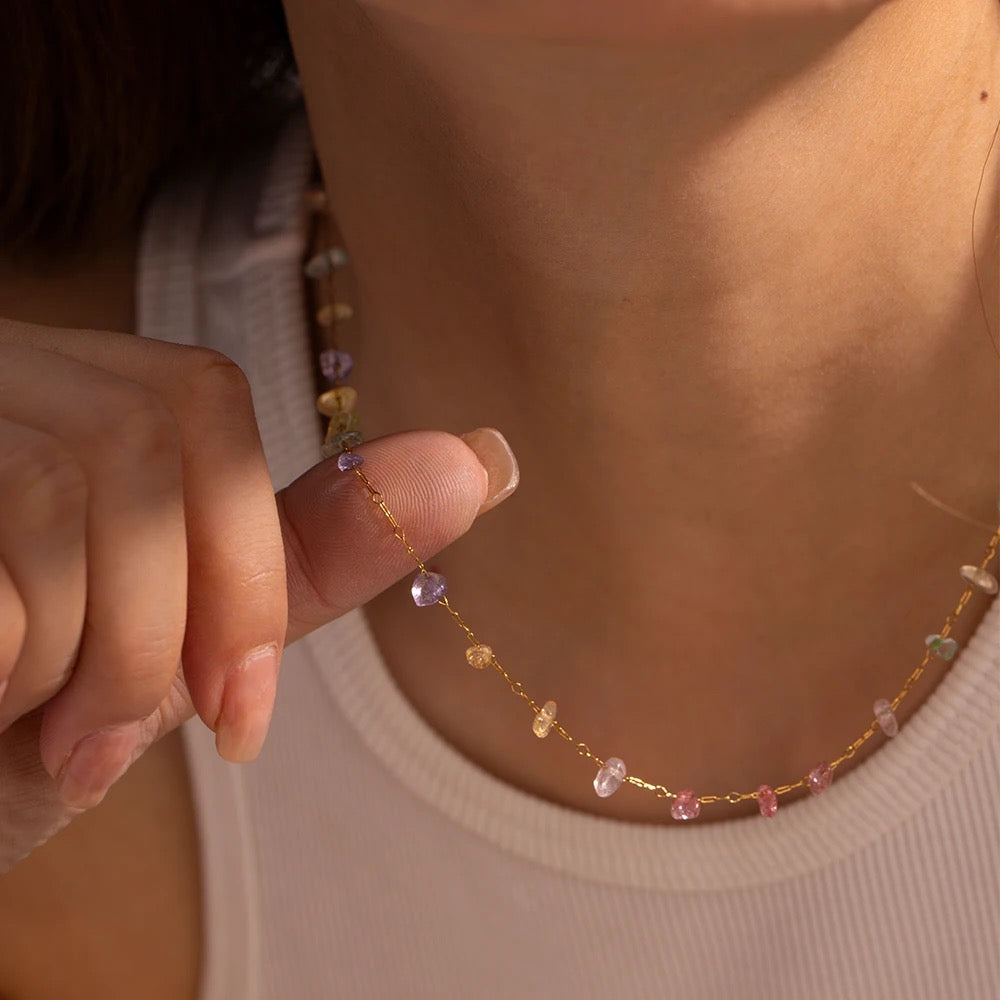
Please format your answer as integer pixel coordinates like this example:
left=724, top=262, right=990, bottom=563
left=138, top=111, right=1000, bottom=1000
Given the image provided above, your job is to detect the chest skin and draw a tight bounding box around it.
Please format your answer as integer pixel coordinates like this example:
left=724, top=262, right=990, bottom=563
left=0, top=728, right=202, bottom=1000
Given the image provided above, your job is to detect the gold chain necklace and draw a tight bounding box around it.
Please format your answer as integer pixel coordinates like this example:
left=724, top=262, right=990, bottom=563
left=300, top=178, right=999, bottom=821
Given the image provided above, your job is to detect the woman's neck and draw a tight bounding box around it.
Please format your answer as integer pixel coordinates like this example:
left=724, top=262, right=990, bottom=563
left=297, top=0, right=1000, bottom=820
left=296, top=0, right=998, bottom=496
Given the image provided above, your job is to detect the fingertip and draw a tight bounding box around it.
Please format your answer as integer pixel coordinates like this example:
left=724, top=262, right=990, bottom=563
left=458, top=427, right=519, bottom=515
left=214, top=642, right=280, bottom=763
left=280, top=428, right=517, bottom=643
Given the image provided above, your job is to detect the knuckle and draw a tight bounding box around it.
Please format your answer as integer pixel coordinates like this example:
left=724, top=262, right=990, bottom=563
left=181, top=348, right=253, bottom=413
left=99, top=628, right=184, bottom=718
left=1, top=437, right=88, bottom=529
left=0, top=583, right=27, bottom=680
left=91, top=386, right=180, bottom=460
left=242, top=561, right=289, bottom=605
left=242, top=562, right=289, bottom=634
left=110, top=684, right=169, bottom=722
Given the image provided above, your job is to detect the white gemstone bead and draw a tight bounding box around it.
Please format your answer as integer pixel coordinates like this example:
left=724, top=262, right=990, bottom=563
left=925, top=634, right=959, bottom=661
left=532, top=700, right=557, bottom=738
left=873, top=698, right=899, bottom=738
left=593, top=757, right=627, bottom=798
left=304, top=246, right=349, bottom=279
left=960, top=565, right=999, bottom=594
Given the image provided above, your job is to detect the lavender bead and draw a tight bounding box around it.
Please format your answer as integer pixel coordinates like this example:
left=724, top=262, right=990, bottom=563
left=320, top=348, right=354, bottom=383
left=336, top=452, right=364, bottom=472
left=411, top=571, right=448, bottom=607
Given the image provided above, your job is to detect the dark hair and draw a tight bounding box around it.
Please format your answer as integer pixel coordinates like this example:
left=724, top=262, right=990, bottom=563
left=0, top=0, right=297, bottom=263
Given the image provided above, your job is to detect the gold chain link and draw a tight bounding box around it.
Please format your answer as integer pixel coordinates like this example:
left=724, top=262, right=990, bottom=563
left=350, top=465, right=998, bottom=810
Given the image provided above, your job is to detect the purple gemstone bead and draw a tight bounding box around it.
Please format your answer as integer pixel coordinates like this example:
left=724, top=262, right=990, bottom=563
left=411, top=571, right=448, bottom=607
left=320, top=348, right=354, bottom=383
left=336, top=452, right=364, bottom=472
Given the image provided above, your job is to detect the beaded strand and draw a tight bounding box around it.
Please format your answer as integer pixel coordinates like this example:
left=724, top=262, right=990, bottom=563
left=303, top=186, right=363, bottom=463
left=303, top=187, right=1000, bottom=821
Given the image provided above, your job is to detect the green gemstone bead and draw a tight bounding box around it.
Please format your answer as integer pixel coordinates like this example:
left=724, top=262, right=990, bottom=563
left=925, top=634, right=958, bottom=661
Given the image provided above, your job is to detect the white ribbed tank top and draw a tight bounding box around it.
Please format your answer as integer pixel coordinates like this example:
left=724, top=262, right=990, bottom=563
left=138, top=112, right=1000, bottom=1000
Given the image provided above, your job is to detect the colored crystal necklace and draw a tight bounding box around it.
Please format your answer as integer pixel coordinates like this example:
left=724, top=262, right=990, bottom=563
left=300, top=164, right=1000, bottom=821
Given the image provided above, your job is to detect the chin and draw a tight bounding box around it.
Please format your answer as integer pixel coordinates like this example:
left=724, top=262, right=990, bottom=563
left=361, top=0, right=885, bottom=42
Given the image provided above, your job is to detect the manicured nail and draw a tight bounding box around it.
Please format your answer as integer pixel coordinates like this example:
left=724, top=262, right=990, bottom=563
left=57, top=721, right=144, bottom=810
left=0, top=678, right=12, bottom=736
left=459, top=427, right=519, bottom=514
left=215, top=643, right=280, bottom=763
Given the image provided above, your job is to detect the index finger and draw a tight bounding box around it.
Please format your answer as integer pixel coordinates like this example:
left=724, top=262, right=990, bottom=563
left=1, top=322, right=287, bottom=762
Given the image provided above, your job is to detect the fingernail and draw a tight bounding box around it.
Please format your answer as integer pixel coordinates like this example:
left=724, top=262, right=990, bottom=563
left=215, top=643, right=280, bottom=763
left=0, top=677, right=14, bottom=736
left=459, top=427, right=519, bottom=514
left=57, top=721, right=144, bottom=810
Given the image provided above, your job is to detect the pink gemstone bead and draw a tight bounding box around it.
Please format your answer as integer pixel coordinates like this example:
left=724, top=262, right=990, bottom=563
left=593, top=757, right=627, bottom=798
left=670, top=788, right=701, bottom=821
left=807, top=761, right=833, bottom=795
left=757, top=784, right=778, bottom=818
left=873, top=698, right=899, bottom=738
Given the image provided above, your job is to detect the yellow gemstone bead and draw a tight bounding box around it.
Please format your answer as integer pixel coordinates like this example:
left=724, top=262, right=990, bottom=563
left=465, top=644, right=493, bottom=670
left=532, top=700, right=557, bottom=738
left=316, top=302, right=354, bottom=326
left=317, top=386, right=358, bottom=417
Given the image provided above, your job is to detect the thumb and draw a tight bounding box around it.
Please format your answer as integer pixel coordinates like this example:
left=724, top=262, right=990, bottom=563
left=279, top=427, right=518, bottom=644
left=0, top=428, right=516, bottom=870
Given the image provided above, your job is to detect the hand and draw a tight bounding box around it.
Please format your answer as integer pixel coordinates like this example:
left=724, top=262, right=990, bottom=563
left=0, top=318, right=517, bottom=870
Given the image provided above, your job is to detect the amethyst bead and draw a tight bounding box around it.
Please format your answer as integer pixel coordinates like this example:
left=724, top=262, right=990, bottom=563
left=411, top=571, right=448, bottom=607
left=336, top=452, right=364, bottom=472
left=320, top=348, right=355, bottom=383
